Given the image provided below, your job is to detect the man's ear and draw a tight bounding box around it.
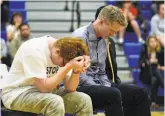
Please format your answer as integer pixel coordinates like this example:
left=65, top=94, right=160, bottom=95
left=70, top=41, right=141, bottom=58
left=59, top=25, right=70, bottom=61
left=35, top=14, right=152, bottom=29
left=56, top=49, right=60, bottom=55
left=100, top=19, right=104, bottom=24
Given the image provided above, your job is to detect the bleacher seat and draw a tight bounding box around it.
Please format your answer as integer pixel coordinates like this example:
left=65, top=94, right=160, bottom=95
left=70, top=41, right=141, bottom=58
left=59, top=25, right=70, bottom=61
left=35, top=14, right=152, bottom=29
left=158, top=87, right=164, bottom=96
left=65, top=114, right=73, bottom=116
left=132, top=69, right=141, bottom=83
left=132, top=69, right=164, bottom=97
left=1, top=31, right=7, bottom=41
left=127, top=55, right=140, bottom=68
left=140, top=10, right=153, bottom=20
left=9, top=1, right=25, bottom=9
left=10, top=9, right=27, bottom=21
left=106, top=0, right=117, bottom=6
left=138, top=1, right=152, bottom=10
left=132, top=69, right=149, bottom=88
left=1, top=101, right=73, bottom=116
left=123, top=43, right=143, bottom=56
left=1, top=24, right=6, bottom=32
left=1, top=105, right=74, bottom=116
left=1, top=108, right=38, bottom=116
left=124, top=32, right=138, bottom=43
left=136, top=82, right=149, bottom=88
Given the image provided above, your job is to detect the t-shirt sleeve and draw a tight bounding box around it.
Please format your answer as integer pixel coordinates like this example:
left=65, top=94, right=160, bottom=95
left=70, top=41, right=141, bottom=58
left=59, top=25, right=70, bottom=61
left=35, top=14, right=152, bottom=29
left=6, top=25, right=14, bottom=32
left=21, top=52, right=47, bottom=79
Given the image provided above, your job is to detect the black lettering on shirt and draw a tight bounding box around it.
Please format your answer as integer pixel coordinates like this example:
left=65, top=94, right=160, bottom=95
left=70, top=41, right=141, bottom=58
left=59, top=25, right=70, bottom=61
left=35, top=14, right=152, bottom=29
left=46, top=66, right=59, bottom=76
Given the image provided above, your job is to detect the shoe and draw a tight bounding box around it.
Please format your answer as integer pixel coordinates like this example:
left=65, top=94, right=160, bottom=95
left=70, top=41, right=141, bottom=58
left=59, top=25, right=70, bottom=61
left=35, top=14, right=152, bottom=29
left=139, top=38, right=145, bottom=44
left=118, top=38, right=124, bottom=44
left=151, top=102, right=160, bottom=108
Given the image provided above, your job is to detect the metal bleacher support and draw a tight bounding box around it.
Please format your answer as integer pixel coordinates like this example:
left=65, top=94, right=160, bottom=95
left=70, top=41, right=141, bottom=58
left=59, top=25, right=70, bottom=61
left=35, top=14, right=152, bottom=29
left=26, top=0, right=105, bottom=38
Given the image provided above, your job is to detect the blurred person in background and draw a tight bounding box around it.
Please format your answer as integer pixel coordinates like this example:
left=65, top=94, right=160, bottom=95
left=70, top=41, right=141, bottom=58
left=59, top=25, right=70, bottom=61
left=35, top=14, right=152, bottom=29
left=139, top=36, right=164, bottom=108
left=135, top=1, right=154, bottom=39
left=6, top=12, right=23, bottom=42
left=8, top=23, right=33, bottom=60
left=151, top=1, right=159, bottom=15
left=118, top=0, right=144, bottom=44
left=150, top=2, right=164, bottom=46
left=0, top=38, right=12, bottom=67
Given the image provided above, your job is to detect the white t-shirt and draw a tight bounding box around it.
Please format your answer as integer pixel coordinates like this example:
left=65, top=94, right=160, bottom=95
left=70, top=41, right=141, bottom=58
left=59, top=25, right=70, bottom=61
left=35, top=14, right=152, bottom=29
left=1, top=35, right=70, bottom=108
left=150, top=14, right=164, bottom=37
left=6, top=25, right=20, bottom=40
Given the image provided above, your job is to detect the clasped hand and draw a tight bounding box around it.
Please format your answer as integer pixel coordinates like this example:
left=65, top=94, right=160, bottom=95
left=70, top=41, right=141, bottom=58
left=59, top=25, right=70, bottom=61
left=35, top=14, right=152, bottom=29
left=68, top=55, right=90, bottom=73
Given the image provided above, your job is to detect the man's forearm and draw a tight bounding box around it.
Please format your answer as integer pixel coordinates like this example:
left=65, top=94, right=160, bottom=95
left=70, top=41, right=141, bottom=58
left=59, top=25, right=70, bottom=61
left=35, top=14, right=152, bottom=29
left=44, top=64, right=72, bottom=91
left=64, top=72, right=80, bottom=92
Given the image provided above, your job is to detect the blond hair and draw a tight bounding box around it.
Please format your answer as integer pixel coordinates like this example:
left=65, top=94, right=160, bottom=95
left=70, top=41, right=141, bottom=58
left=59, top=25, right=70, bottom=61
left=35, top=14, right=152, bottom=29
left=54, top=37, right=89, bottom=61
left=98, top=5, right=128, bottom=27
left=146, top=36, right=161, bottom=53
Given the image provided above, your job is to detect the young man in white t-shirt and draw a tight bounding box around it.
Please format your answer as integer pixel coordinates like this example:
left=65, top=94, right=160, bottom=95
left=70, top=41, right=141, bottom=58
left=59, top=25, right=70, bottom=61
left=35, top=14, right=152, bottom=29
left=1, top=36, right=93, bottom=116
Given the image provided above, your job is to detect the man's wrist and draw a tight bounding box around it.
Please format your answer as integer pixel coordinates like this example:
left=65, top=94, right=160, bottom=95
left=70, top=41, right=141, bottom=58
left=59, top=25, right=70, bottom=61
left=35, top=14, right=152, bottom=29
left=65, top=62, right=72, bottom=70
left=72, top=70, right=81, bottom=74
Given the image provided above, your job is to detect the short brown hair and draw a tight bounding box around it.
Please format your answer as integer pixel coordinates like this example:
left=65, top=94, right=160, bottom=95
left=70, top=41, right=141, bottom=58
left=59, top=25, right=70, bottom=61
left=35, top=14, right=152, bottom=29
left=54, top=37, right=89, bottom=61
left=98, top=5, right=128, bottom=27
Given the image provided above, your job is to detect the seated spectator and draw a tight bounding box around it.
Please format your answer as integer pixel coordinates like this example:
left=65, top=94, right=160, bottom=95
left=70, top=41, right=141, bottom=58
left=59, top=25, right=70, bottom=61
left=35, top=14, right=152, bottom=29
left=6, top=12, right=23, bottom=42
left=139, top=36, right=164, bottom=108
left=8, top=23, right=32, bottom=60
left=0, top=38, right=12, bottom=67
left=135, top=2, right=154, bottom=38
left=151, top=1, right=164, bottom=17
left=1, top=36, right=93, bottom=116
left=150, top=2, right=164, bottom=46
left=151, top=1, right=158, bottom=15
left=118, top=0, right=144, bottom=44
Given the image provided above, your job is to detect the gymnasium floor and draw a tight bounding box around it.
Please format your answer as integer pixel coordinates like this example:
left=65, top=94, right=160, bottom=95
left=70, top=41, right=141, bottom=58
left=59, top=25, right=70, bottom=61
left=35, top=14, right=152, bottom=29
left=151, top=112, right=164, bottom=116
left=95, top=112, right=164, bottom=116
left=94, top=107, right=165, bottom=116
